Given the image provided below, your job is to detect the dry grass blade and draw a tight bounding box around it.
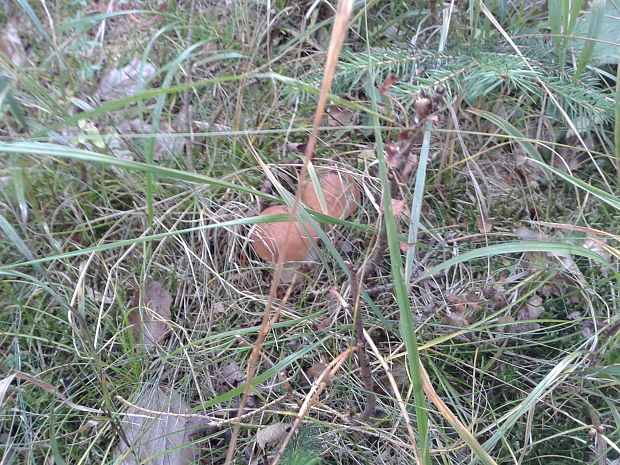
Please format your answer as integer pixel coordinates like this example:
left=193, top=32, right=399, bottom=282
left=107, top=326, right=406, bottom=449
left=10, top=372, right=104, bottom=414
left=363, top=329, right=421, bottom=462
left=0, top=373, right=17, bottom=407
left=419, top=364, right=498, bottom=465
left=223, top=1, right=353, bottom=463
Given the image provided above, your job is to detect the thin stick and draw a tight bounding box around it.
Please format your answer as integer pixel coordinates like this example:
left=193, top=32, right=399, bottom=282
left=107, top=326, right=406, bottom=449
left=115, top=394, right=288, bottom=426
left=271, top=346, right=358, bottom=465
left=224, top=1, right=353, bottom=462
left=347, top=262, right=376, bottom=422
left=224, top=276, right=296, bottom=463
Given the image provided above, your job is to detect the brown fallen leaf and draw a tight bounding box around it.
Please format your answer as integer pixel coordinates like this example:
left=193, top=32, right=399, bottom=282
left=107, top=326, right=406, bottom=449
left=305, top=361, right=332, bottom=386
left=377, top=363, right=407, bottom=395
left=379, top=74, right=397, bottom=95
left=446, top=293, right=467, bottom=313
left=128, top=278, right=172, bottom=351
left=315, top=317, right=332, bottom=331
left=222, top=361, right=244, bottom=386
left=495, top=315, right=515, bottom=334
left=582, top=238, right=613, bottom=264
left=515, top=226, right=545, bottom=240
left=390, top=198, right=407, bottom=216
left=255, top=422, right=290, bottom=450
left=552, top=130, right=593, bottom=173
left=116, top=118, right=186, bottom=161
left=97, top=58, right=156, bottom=101
left=114, top=385, right=200, bottom=465
left=476, top=214, right=493, bottom=233
left=385, top=143, right=405, bottom=171
left=325, top=104, right=359, bottom=127
left=399, top=241, right=414, bottom=252
left=516, top=295, right=544, bottom=331
left=212, top=302, right=226, bottom=317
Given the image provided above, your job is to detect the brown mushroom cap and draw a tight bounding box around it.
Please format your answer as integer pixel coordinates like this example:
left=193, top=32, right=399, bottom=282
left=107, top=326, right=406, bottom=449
left=302, top=171, right=360, bottom=219
left=250, top=205, right=315, bottom=263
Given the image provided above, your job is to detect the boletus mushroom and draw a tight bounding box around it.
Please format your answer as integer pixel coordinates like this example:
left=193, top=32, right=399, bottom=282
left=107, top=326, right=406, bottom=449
left=302, top=170, right=360, bottom=219
left=250, top=205, right=317, bottom=265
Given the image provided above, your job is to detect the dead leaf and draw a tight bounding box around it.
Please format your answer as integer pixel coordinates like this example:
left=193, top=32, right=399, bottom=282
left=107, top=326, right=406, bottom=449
left=515, top=226, right=545, bottom=240
left=553, top=130, right=593, bottom=173
left=116, top=118, right=185, bottom=161
left=212, top=302, right=226, bottom=317
left=379, top=74, right=397, bottom=95
left=128, top=278, right=172, bottom=351
left=399, top=241, right=414, bottom=252
left=390, top=198, right=406, bottom=216
left=476, top=214, right=493, bottom=233
left=315, top=317, right=332, bottom=330
left=305, top=362, right=331, bottom=386
left=444, top=310, right=469, bottom=327
left=548, top=249, right=580, bottom=274
left=516, top=295, right=544, bottom=331
left=97, top=58, right=156, bottom=101
left=325, top=104, right=359, bottom=127
left=255, top=422, right=290, bottom=450
left=378, top=363, right=407, bottom=395
left=540, top=274, right=581, bottom=304
left=0, top=21, right=26, bottom=67
left=385, top=143, right=405, bottom=171
left=583, top=238, right=612, bottom=263
left=446, top=293, right=467, bottom=313
left=114, top=385, right=199, bottom=465
left=222, top=361, right=244, bottom=385
left=495, top=315, right=515, bottom=334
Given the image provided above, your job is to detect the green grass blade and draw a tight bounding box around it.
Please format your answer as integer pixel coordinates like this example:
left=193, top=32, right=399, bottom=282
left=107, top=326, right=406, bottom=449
left=405, top=120, right=433, bottom=282
left=0, top=77, right=29, bottom=130
left=414, top=240, right=610, bottom=284
left=468, top=350, right=585, bottom=465
left=573, top=0, right=606, bottom=81
left=368, top=75, right=430, bottom=462
left=31, top=75, right=248, bottom=138
left=616, top=50, right=620, bottom=186
left=58, top=10, right=176, bottom=32
left=0, top=142, right=276, bottom=200
left=0, top=214, right=287, bottom=271
left=468, top=108, right=550, bottom=178
left=12, top=0, right=51, bottom=42
left=191, top=334, right=331, bottom=412
left=526, top=157, right=620, bottom=210
left=0, top=214, right=44, bottom=274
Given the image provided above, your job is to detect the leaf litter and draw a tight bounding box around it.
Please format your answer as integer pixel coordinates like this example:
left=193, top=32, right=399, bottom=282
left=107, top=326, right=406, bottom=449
left=128, top=278, right=172, bottom=351
left=114, top=385, right=203, bottom=465
left=97, top=58, right=156, bottom=101
left=255, top=422, right=291, bottom=450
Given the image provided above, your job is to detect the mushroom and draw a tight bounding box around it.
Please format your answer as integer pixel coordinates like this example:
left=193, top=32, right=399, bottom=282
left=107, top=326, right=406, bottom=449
left=302, top=170, right=360, bottom=219
left=249, top=205, right=317, bottom=265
